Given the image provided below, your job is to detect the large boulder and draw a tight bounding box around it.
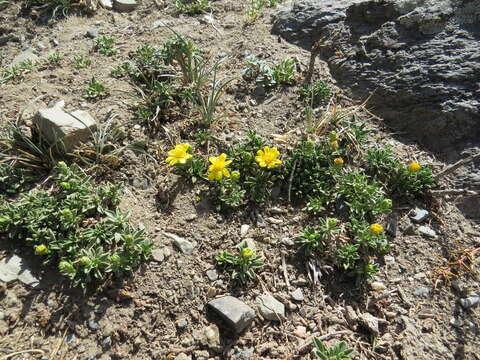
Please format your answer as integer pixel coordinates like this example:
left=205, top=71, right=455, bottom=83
left=272, top=0, right=480, bottom=150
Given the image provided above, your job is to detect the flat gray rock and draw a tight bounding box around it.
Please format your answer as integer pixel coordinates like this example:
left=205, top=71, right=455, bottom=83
left=256, top=294, right=285, bottom=321
left=113, top=0, right=137, bottom=12
left=208, top=296, right=256, bottom=333
left=33, top=105, right=96, bottom=151
left=163, top=232, right=196, bottom=255
left=411, top=207, right=429, bottom=223
left=0, top=255, right=40, bottom=288
left=291, top=288, right=304, bottom=302
left=418, top=225, right=438, bottom=238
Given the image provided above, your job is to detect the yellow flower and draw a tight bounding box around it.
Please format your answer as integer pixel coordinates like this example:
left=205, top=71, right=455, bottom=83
left=334, top=157, right=344, bottom=166
left=165, top=143, right=192, bottom=166
left=330, top=140, right=339, bottom=149
left=370, top=223, right=384, bottom=234
left=408, top=161, right=421, bottom=172
left=241, top=247, right=254, bottom=259
left=208, top=153, right=232, bottom=181
left=255, top=146, right=282, bottom=168
left=35, top=244, right=47, bottom=255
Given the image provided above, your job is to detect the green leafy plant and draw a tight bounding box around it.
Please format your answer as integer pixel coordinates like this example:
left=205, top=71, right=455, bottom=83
left=84, top=77, right=109, bottom=100
left=175, top=0, right=210, bottom=15
left=74, top=55, right=91, bottom=69
left=242, top=56, right=295, bottom=87
left=47, top=51, right=63, bottom=65
left=23, top=0, right=77, bottom=19
left=296, top=218, right=340, bottom=256
left=271, top=58, right=296, bottom=85
left=245, top=0, right=283, bottom=23
left=216, top=244, right=263, bottom=284
left=0, top=162, right=152, bottom=287
left=300, top=80, right=331, bottom=106
left=95, top=36, right=117, bottom=56
left=0, top=60, right=35, bottom=84
left=313, top=339, right=353, bottom=360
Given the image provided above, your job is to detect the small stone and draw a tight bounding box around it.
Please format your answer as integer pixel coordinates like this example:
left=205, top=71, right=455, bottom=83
left=411, top=207, right=429, bottom=223
left=450, top=317, right=463, bottom=328
left=152, top=249, right=164, bottom=263
left=176, top=318, right=188, bottom=330
left=371, top=281, right=387, bottom=291
left=175, top=353, right=191, bottom=360
left=256, top=294, right=285, bottom=321
left=290, top=288, right=304, bottom=302
left=164, top=232, right=196, bottom=255
left=207, top=296, right=256, bottom=333
left=418, top=225, right=437, bottom=238
left=10, top=48, right=39, bottom=67
left=88, top=320, right=98, bottom=330
left=101, top=336, right=111, bottom=347
left=459, top=294, right=479, bottom=309
left=414, top=272, right=426, bottom=280
left=113, top=0, right=137, bottom=12
left=202, top=324, right=220, bottom=349
left=414, top=286, right=430, bottom=297
left=33, top=106, right=96, bottom=151
left=281, top=237, right=295, bottom=246
left=186, top=213, right=197, bottom=221
left=384, top=255, right=395, bottom=264
left=99, top=0, right=113, bottom=9
left=206, top=287, right=217, bottom=298
left=344, top=306, right=358, bottom=326
left=240, top=224, right=250, bottom=237
left=151, top=19, right=169, bottom=29
left=163, top=247, right=172, bottom=258
left=86, top=29, right=98, bottom=39
left=206, top=269, right=218, bottom=281
left=232, top=348, right=254, bottom=360
left=237, top=238, right=256, bottom=251
left=386, top=213, right=398, bottom=237
left=359, top=313, right=379, bottom=336
left=293, top=325, right=307, bottom=338
left=0, top=255, right=40, bottom=288
left=266, top=217, right=283, bottom=224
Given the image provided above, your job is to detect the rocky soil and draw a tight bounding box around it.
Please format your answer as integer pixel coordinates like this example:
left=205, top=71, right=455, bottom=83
left=1, top=1, right=479, bottom=360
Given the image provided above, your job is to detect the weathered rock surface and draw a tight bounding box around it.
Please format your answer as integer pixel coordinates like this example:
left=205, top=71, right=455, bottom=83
left=33, top=105, right=96, bottom=151
left=272, top=0, right=480, bottom=150
left=256, top=294, right=285, bottom=321
left=113, top=0, right=137, bottom=12
left=0, top=255, right=40, bottom=288
left=207, top=296, right=256, bottom=333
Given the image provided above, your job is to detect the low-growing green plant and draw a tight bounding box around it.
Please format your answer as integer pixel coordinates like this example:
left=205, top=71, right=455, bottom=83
left=23, top=0, right=76, bottom=19
left=95, top=36, right=117, bottom=56
left=216, top=244, right=263, bottom=284
left=175, top=0, right=210, bottom=15
left=245, top=0, right=283, bottom=23
left=271, top=58, right=296, bottom=85
left=74, top=55, right=91, bottom=69
left=84, top=77, right=109, bottom=100
left=0, top=60, right=35, bottom=84
left=313, top=339, right=353, bottom=360
left=300, top=80, right=331, bottom=106
left=296, top=218, right=341, bottom=256
left=0, top=163, right=36, bottom=195
left=47, top=51, right=63, bottom=65
left=243, top=55, right=296, bottom=88
left=0, top=162, right=152, bottom=286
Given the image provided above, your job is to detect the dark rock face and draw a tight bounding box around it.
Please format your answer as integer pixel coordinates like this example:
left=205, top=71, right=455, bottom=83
left=272, top=0, right=480, bottom=150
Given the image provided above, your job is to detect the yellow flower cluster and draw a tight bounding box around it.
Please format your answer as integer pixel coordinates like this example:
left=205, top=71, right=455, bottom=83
left=255, top=146, right=282, bottom=168
left=35, top=244, right=47, bottom=255
left=208, top=153, right=232, bottom=181
left=165, top=143, right=192, bottom=166
left=334, top=157, right=344, bottom=166
left=370, top=223, right=384, bottom=234
left=408, top=161, right=421, bottom=172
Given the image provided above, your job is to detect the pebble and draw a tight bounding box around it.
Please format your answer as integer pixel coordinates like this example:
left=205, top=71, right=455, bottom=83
left=411, top=207, right=429, bottom=223
left=450, top=317, right=463, bottom=328
left=202, top=324, right=220, bottom=349
left=152, top=249, right=165, bottom=262
left=101, top=336, right=111, bottom=347
left=266, top=217, right=283, bottom=225
left=113, top=0, right=138, bottom=12
left=207, top=296, right=256, bottom=333
left=414, top=286, right=431, bottom=297
left=371, top=281, right=387, bottom=291
left=459, top=294, right=479, bottom=309
left=256, top=294, right=285, bottom=321
left=86, top=29, right=98, bottom=39
left=240, top=224, right=250, bottom=237
left=163, top=247, right=172, bottom=258
left=231, top=347, right=254, bottom=360
left=163, top=232, right=196, bottom=255
left=176, top=318, right=188, bottom=330
left=65, top=333, right=76, bottom=344
left=384, top=255, right=395, bottom=264
left=359, top=313, right=379, bottom=336
left=0, top=255, right=40, bottom=288
left=99, top=0, right=113, bottom=8
left=290, top=288, right=304, bottom=302
left=206, top=269, right=218, bottom=281
left=293, top=325, right=307, bottom=338
left=88, top=320, right=98, bottom=330
left=281, top=237, right=295, bottom=246
left=418, top=225, right=437, bottom=238
left=237, top=238, right=256, bottom=251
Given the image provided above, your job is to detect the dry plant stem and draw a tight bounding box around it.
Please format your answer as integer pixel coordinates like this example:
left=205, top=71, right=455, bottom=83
left=435, top=152, right=480, bottom=180
left=297, top=330, right=351, bottom=355
left=304, top=39, right=323, bottom=84
left=430, top=189, right=479, bottom=196
left=0, top=349, right=45, bottom=360
left=281, top=252, right=291, bottom=289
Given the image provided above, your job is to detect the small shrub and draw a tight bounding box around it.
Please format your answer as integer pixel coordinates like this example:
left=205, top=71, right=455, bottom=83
left=175, top=0, right=210, bottom=15
left=313, top=339, right=353, bottom=360
left=95, top=36, right=117, bottom=56
left=300, top=80, right=331, bottom=106
left=0, top=162, right=152, bottom=287
left=216, top=244, right=264, bottom=284
left=271, top=58, right=296, bottom=85
left=84, top=77, right=109, bottom=100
